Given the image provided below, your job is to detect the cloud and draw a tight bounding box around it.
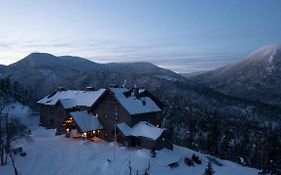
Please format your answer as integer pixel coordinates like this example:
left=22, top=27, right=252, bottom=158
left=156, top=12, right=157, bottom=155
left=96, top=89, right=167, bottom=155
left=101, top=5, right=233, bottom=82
left=0, top=43, right=10, bottom=48
left=22, top=43, right=71, bottom=48
left=0, top=37, right=247, bottom=73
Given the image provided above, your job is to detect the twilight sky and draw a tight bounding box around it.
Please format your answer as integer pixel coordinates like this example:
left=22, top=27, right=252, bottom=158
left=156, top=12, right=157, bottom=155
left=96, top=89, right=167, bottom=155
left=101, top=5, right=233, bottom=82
left=0, top=0, right=281, bottom=73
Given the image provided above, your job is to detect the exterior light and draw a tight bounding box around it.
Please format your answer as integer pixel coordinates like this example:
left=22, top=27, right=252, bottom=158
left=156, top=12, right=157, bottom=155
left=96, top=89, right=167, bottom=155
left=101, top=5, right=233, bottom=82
left=83, top=132, right=87, bottom=137
left=93, top=131, right=96, bottom=134
left=66, top=128, right=69, bottom=132
left=156, top=124, right=159, bottom=128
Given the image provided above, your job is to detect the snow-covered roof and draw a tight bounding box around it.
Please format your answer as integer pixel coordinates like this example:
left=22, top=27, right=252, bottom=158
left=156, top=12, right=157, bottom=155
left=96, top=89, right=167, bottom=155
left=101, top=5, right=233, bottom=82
left=70, top=111, right=103, bottom=132
left=110, top=88, right=161, bottom=115
left=59, top=99, right=78, bottom=109
left=117, top=121, right=164, bottom=140
left=37, top=89, right=106, bottom=108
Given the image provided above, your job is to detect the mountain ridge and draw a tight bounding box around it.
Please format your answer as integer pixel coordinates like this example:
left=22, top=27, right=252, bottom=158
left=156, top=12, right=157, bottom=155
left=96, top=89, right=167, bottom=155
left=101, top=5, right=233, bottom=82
left=0, top=52, right=184, bottom=99
left=192, top=43, right=281, bottom=106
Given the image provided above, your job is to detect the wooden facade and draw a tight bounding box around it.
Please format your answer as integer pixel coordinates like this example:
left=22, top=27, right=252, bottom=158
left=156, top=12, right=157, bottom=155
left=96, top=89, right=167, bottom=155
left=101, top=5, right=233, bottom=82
left=90, top=90, right=162, bottom=128
left=39, top=104, right=58, bottom=129
left=38, top=101, right=91, bottom=134
left=38, top=88, right=172, bottom=150
left=118, top=129, right=173, bottom=150
left=89, top=90, right=171, bottom=150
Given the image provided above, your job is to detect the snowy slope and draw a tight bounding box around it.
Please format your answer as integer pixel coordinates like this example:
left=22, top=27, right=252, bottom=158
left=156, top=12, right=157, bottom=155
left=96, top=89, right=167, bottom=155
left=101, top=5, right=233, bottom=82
left=3, top=102, right=39, bottom=130
left=0, top=128, right=258, bottom=175
left=192, top=44, right=281, bottom=106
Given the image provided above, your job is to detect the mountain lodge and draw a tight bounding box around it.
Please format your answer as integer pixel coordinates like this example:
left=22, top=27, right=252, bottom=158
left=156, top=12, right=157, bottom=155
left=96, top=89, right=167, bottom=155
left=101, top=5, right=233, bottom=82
left=37, top=87, right=172, bottom=150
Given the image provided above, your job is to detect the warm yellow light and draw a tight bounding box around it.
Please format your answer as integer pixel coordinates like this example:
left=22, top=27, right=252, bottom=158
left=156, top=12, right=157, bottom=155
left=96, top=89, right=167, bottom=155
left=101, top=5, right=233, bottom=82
left=65, top=117, right=73, bottom=124
left=83, top=132, right=87, bottom=137
left=93, top=131, right=96, bottom=134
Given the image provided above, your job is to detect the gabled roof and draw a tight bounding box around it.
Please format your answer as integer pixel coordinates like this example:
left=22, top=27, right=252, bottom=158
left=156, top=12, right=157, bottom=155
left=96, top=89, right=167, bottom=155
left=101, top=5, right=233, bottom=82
left=109, top=88, right=161, bottom=115
left=59, top=99, right=78, bottom=109
left=117, top=121, right=164, bottom=140
left=70, top=111, right=103, bottom=133
left=37, top=89, right=106, bottom=108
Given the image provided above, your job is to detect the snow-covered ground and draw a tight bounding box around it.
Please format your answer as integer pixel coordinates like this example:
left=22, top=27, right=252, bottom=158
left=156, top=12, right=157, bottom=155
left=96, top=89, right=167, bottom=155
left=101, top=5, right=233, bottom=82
left=0, top=103, right=259, bottom=175
left=3, top=102, right=39, bottom=130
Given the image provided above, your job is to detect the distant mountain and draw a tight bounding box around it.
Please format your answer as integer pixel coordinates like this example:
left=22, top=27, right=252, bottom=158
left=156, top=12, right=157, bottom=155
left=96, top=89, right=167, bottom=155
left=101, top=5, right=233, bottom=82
left=0, top=52, right=183, bottom=100
left=0, top=53, right=99, bottom=98
left=192, top=44, right=281, bottom=106
left=180, top=70, right=209, bottom=78
left=0, top=64, right=7, bottom=75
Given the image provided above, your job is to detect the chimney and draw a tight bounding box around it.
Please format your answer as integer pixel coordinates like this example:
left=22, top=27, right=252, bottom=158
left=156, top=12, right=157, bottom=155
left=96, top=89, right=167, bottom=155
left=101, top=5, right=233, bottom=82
left=109, top=83, right=118, bottom=88
left=57, top=86, right=65, bottom=92
left=141, top=97, right=146, bottom=106
left=133, top=85, right=140, bottom=99
left=85, top=86, right=95, bottom=91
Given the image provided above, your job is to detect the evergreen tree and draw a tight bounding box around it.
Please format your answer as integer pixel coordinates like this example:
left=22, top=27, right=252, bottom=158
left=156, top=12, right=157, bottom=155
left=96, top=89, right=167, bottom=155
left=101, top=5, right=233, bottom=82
left=203, top=161, right=215, bottom=175
left=260, top=134, right=281, bottom=175
left=207, top=114, right=220, bottom=156
left=4, top=77, right=11, bottom=93
left=220, top=129, right=233, bottom=159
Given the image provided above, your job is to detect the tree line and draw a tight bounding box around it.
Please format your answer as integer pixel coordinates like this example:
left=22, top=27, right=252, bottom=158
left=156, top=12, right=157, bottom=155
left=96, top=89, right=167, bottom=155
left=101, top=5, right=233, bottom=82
left=163, top=95, right=281, bottom=174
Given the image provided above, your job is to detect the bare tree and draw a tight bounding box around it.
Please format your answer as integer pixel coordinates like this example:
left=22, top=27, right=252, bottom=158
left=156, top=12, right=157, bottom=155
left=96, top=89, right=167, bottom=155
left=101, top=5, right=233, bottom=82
left=0, top=93, right=29, bottom=175
left=0, top=94, right=11, bottom=165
